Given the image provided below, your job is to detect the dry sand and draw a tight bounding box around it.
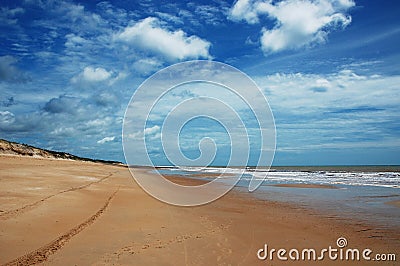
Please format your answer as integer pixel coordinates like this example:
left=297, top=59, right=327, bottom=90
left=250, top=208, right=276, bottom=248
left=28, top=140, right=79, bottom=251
left=0, top=156, right=398, bottom=265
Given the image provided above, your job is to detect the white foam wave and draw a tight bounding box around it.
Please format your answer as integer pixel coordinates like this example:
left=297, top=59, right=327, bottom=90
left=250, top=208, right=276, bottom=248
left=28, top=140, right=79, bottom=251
left=168, top=167, right=400, bottom=188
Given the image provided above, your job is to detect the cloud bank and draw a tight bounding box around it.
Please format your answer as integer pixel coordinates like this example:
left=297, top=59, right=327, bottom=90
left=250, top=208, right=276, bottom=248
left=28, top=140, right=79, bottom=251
left=255, top=69, right=400, bottom=154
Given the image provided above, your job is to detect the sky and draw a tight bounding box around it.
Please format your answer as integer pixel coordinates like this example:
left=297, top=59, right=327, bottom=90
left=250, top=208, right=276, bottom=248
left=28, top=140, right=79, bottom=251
left=0, top=0, right=399, bottom=166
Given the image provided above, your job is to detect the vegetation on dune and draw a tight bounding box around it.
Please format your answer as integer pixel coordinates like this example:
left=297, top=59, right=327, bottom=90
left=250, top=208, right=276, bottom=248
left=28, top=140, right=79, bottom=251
left=0, top=139, right=122, bottom=165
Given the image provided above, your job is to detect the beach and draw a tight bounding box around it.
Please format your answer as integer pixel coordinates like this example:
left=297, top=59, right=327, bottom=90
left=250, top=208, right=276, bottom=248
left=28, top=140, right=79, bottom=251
left=0, top=155, right=398, bottom=265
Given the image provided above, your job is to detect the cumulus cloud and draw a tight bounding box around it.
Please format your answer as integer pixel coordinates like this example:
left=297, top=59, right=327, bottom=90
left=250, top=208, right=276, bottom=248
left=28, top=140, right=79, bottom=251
left=43, top=95, right=80, bottom=114
left=97, top=136, right=115, bottom=144
left=82, top=66, right=111, bottom=81
left=229, top=0, right=260, bottom=24
left=229, top=0, right=355, bottom=53
left=144, top=125, right=160, bottom=135
left=126, top=125, right=161, bottom=141
left=0, top=110, right=42, bottom=133
left=145, top=125, right=162, bottom=141
left=0, top=111, right=15, bottom=126
left=71, top=66, right=112, bottom=83
left=115, top=17, right=211, bottom=61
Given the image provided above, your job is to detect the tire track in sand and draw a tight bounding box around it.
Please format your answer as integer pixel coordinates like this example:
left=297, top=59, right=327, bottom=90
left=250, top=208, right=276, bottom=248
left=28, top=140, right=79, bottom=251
left=2, top=187, right=119, bottom=266
left=0, top=171, right=116, bottom=220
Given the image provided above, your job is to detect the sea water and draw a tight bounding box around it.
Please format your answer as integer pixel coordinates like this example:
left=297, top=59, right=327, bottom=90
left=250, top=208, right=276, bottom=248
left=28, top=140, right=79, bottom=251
left=156, top=166, right=400, bottom=230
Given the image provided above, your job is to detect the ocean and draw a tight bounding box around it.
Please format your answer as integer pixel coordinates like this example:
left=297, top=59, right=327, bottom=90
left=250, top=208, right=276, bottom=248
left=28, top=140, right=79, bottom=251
left=156, top=166, right=400, bottom=230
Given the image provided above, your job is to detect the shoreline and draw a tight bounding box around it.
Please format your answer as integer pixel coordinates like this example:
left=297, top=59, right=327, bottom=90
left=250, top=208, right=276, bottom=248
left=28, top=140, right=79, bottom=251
left=163, top=171, right=400, bottom=230
left=156, top=165, right=400, bottom=172
left=386, top=200, right=400, bottom=208
left=270, top=183, right=339, bottom=189
left=0, top=156, right=398, bottom=265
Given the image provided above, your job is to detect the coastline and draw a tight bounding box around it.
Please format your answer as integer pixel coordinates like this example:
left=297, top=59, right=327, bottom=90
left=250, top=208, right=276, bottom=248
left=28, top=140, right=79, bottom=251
left=0, top=156, right=398, bottom=265
left=386, top=200, right=400, bottom=208
left=270, top=183, right=339, bottom=189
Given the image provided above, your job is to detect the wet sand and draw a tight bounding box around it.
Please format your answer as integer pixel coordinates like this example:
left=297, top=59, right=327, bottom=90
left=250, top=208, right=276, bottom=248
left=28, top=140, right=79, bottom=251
left=0, top=156, right=398, bottom=265
left=386, top=200, right=400, bottom=208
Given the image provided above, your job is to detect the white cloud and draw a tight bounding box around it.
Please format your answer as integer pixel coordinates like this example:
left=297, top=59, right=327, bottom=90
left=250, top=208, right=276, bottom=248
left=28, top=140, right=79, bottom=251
left=126, top=131, right=143, bottom=140
left=50, top=127, right=75, bottom=137
left=87, top=118, right=113, bottom=128
left=229, top=0, right=354, bottom=53
left=115, top=17, right=211, bottom=61
left=126, top=125, right=161, bottom=141
left=229, top=0, right=260, bottom=24
left=97, top=136, right=115, bottom=144
left=144, top=125, right=160, bottom=135
left=0, top=111, right=15, bottom=125
left=82, top=66, right=112, bottom=82
left=71, top=66, right=112, bottom=84
left=144, top=125, right=161, bottom=141
left=64, top=33, right=88, bottom=49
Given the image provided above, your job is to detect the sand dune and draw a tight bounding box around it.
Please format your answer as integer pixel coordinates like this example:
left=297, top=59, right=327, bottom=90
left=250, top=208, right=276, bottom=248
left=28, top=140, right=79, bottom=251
left=0, top=156, right=398, bottom=265
left=0, top=139, right=122, bottom=164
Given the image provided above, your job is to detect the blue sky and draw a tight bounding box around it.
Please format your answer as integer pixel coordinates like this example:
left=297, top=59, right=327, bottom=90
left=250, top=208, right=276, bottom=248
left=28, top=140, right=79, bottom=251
left=0, top=0, right=399, bottom=165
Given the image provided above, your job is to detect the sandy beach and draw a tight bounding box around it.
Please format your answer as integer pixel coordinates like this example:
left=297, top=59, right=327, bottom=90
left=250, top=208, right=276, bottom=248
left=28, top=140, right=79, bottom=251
left=0, top=156, right=398, bottom=265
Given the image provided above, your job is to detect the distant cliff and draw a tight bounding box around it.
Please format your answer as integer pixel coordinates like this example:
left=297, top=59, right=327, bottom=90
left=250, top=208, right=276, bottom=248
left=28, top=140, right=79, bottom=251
left=0, top=139, right=123, bottom=165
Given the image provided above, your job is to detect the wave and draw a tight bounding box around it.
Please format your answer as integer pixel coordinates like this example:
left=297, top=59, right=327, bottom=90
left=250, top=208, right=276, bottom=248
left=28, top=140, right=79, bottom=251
left=162, top=166, right=400, bottom=188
